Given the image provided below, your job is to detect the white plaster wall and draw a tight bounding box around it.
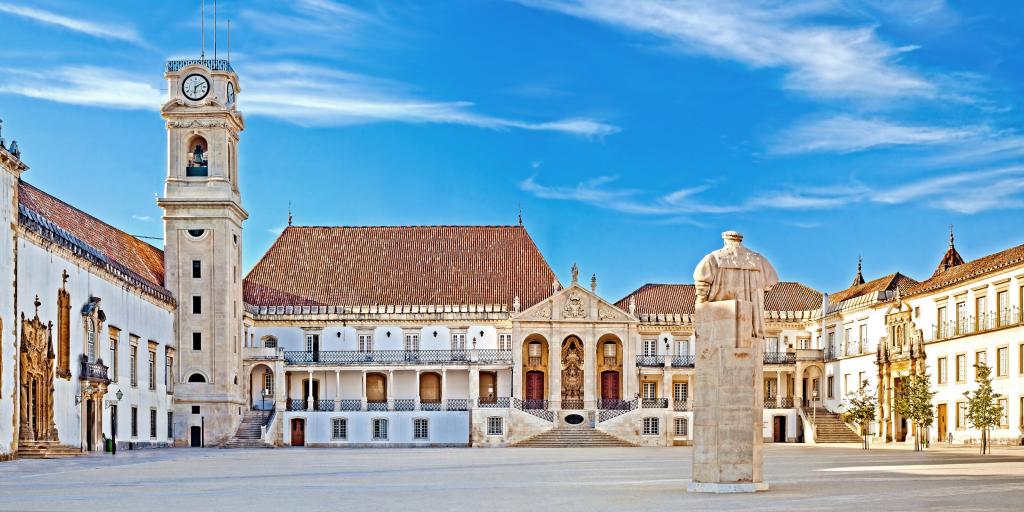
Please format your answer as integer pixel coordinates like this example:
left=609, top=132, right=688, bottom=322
left=250, top=326, right=306, bottom=351
left=0, top=168, right=18, bottom=457
left=419, top=326, right=450, bottom=350
left=373, top=326, right=403, bottom=350
left=467, top=325, right=497, bottom=349
left=17, top=240, right=175, bottom=449
left=445, top=371, right=469, bottom=399
left=284, top=411, right=469, bottom=446
left=393, top=371, right=417, bottom=398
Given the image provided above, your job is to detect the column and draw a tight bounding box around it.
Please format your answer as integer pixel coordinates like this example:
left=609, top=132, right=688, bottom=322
left=441, top=369, right=448, bottom=411
left=583, top=332, right=596, bottom=409
left=776, top=370, right=783, bottom=408
left=469, top=367, right=480, bottom=406
left=549, top=329, right=561, bottom=410
left=306, top=370, right=314, bottom=411
left=361, top=370, right=367, bottom=411
left=664, top=371, right=674, bottom=411
left=334, top=370, right=341, bottom=411
left=387, top=369, right=394, bottom=411
left=794, top=363, right=804, bottom=407
left=415, top=370, right=422, bottom=410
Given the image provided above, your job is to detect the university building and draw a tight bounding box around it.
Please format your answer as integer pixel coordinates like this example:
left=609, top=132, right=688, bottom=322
left=1, top=58, right=1022, bottom=458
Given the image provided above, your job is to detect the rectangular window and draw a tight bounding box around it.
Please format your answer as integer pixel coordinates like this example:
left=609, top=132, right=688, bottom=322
left=451, top=333, right=467, bottom=351
left=166, top=355, right=173, bottom=393
left=148, top=350, right=156, bottom=390
left=676, top=340, right=689, bottom=356
left=192, top=332, right=202, bottom=351
left=192, top=260, right=201, bottom=279
left=191, top=405, right=200, bottom=415
left=130, top=345, right=138, bottom=387
left=150, top=409, right=157, bottom=439
left=642, top=417, right=660, bottom=435
left=167, top=412, right=173, bottom=439
left=976, top=296, right=988, bottom=329
left=998, top=398, right=1008, bottom=428
left=798, top=337, right=810, bottom=350
left=997, top=347, right=1008, bottom=376
left=673, top=382, right=688, bottom=403
left=192, top=296, right=201, bottom=315
left=372, top=418, right=388, bottom=440
left=405, top=333, right=420, bottom=351
left=956, top=301, right=967, bottom=334
left=87, top=326, right=96, bottom=362
left=859, top=324, right=868, bottom=352
left=1020, top=343, right=1024, bottom=375
left=109, top=336, right=119, bottom=382
left=937, top=357, right=947, bottom=384
left=264, top=371, right=273, bottom=395
left=331, top=418, right=347, bottom=440
left=131, top=406, right=138, bottom=438
left=305, top=334, right=319, bottom=353
left=827, top=375, right=834, bottom=399
left=843, top=374, right=850, bottom=396
left=498, top=333, right=512, bottom=351
left=674, top=417, right=688, bottom=436
left=358, top=334, right=372, bottom=352
left=956, top=354, right=966, bottom=382
left=937, top=306, right=948, bottom=337
left=844, top=328, right=853, bottom=355
left=858, top=371, right=866, bottom=390
left=486, top=416, right=504, bottom=436
left=976, top=351, right=987, bottom=380
left=642, top=339, right=657, bottom=357
left=642, top=381, right=656, bottom=400
left=413, top=418, right=429, bottom=440
left=996, top=290, right=1009, bottom=326
left=957, top=402, right=967, bottom=429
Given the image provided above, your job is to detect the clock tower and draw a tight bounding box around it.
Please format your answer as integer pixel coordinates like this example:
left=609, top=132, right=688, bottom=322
left=158, top=58, right=247, bottom=446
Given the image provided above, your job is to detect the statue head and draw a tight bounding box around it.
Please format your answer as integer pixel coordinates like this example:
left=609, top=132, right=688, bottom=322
left=722, top=230, right=743, bottom=246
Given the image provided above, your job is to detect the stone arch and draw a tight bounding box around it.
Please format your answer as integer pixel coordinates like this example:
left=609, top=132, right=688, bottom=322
left=522, top=334, right=548, bottom=406
left=186, top=370, right=209, bottom=383
left=596, top=334, right=623, bottom=405
left=560, top=335, right=585, bottom=410
left=419, top=372, right=442, bottom=403
left=248, top=363, right=274, bottom=409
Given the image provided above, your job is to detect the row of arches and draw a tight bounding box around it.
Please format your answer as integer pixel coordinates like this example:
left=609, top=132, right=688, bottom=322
left=521, top=333, right=624, bottom=408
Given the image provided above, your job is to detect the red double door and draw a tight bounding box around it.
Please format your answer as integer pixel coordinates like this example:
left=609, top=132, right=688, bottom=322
left=601, top=371, right=620, bottom=401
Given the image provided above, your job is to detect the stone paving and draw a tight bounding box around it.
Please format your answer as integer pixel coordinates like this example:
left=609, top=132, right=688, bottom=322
left=1, top=444, right=1023, bottom=511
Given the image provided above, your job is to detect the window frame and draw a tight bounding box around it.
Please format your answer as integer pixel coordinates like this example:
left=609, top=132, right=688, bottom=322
left=956, top=353, right=967, bottom=382
left=674, top=417, right=688, bottom=436
left=331, top=418, right=348, bottom=440
left=192, top=259, right=202, bottom=279
left=413, top=418, right=429, bottom=440
left=937, top=356, right=947, bottom=384
left=131, top=406, right=139, bottom=438
left=642, top=339, right=657, bottom=357
left=996, top=346, right=1009, bottom=377
left=642, top=381, right=657, bottom=400
left=150, top=408, right=158, bottom=439
left=192, top=332, right=202, bottom=351
left=642, top=417, right=660, bottom=436
left=486, top=416, right=504, bottom=436
left=372, top=418, right=388, bottom=440
left=498, top=333, right=513, bottom=351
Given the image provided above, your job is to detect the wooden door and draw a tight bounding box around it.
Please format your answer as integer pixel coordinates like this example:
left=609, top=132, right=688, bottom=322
left=601, top=371, right=620, bottom=401
left=291, top=419, right=305, bottom=446
left=525, top=371, right=544, bottom=401
left=479, top=372, right=497, bottom=403
left=190, top=426, right=202, bottom=447
left=86, top=400, right=95, bottom=451
left=773, top=416, right=786, bottom=442
left=937, top=404, right=947, bottom=442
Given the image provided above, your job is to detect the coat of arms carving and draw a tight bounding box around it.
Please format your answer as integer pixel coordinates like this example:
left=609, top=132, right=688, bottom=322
left=563, top=292, right=586, bottom=319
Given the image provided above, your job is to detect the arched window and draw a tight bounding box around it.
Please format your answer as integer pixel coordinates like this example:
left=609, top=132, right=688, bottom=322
left=186, top=136, right=209, bottom=177
left=263, top=371, right=273, bottom=394
left=187, top=373, right=206, bottom=383
left=261, top=336, right=278, bottom=349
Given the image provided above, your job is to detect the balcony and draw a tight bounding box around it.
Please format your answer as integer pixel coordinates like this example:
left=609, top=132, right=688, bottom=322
left=166, top=59, right=233, bottom=72
left=764, top=397, right=798, bottom=409
left=671, top=355, right=695, bottom=368
left=673, top=400, right=691, bottom=411
left=932, top=308, right=1022, bottom=341
left=476, top=397, right=511, bottom=408
left=283, top=349, right=512, bottom=366
left=763, top=352, right=796, bottom=365
left=636, top=355, right=665, bottom=367
left=79, top=355, right=110, bottom=385
left=641, top=398, right=668, bottom=409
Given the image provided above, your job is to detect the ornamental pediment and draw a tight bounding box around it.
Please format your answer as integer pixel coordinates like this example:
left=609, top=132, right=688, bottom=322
left=514, top=284, right=636, bottom=323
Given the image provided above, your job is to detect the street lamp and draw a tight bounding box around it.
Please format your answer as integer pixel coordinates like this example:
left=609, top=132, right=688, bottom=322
left=811, top=388, right=819, bottom=425
left=104, top=389, right=124, bottom=455
left=261, top=387, right=270, bottom=411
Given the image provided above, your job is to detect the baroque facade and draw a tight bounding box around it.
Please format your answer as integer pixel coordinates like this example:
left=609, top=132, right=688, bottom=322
left=2, top=57, right=1024, bottom=459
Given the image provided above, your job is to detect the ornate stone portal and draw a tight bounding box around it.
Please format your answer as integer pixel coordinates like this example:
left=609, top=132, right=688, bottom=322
left=876, top=294, right=926, bottom=443
left=19, top=296, right=59, bottom=442
left=689, top=232, right=776, bottom=493
left=561, top=337, right=585, bottom=409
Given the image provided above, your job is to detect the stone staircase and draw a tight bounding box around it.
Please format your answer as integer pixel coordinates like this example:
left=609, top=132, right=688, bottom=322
left=222, top=410, right=275, bottom=449
left=807, top=407, right=862, bottom=443
left=514, top=428, right=635, bottom=448
left=17, top=440, right=84, bottom=459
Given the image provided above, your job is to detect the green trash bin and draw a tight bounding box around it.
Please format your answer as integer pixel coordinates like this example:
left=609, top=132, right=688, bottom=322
left=104, top=438, right=112, bottom=452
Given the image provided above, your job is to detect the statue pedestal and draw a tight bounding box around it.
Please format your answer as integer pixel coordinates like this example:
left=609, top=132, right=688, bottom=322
left=688, top=299, right=767, bottom=493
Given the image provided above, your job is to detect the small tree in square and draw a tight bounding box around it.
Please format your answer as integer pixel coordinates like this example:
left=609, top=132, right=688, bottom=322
left=964, top=362, right=1003, bottom=455
left=893, top=371, right=937, bottom=452
left=842, top=380, right=877, bottom=450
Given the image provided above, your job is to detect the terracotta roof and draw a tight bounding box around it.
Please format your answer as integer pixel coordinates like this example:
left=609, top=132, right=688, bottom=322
left=615, top=281, right=823, bottom=316
left=243, top=225, right=557, bottom=308
left=827, top=272, right=917, bottom=305
left=908, top=242, right=1024, bottom=297
left=17, top=181, right=168, bottom=296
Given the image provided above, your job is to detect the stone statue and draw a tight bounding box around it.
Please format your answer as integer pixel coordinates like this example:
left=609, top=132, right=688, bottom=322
left=693, top=231, right=778, bottom=338
left=570, top=262, right=579, bottom=284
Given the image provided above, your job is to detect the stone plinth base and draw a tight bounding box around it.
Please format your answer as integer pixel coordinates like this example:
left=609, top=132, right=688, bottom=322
left=688, top=481, right=770, bottom=493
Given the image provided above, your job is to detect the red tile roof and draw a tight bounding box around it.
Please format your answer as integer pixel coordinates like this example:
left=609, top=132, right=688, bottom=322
left=243, top=225, right=557, bottom=308
left=17, top=181, right=168, bottom=297
left=908, top=242, right=1024, bottom=297
left=615, top=281, right=823, bottom=316
left=828, top=273, right=917, bottom=305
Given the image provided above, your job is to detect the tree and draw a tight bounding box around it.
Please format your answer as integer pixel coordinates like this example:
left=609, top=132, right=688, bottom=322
left=841, top=380, right=877, bottom=450
left=893, top=371, right=937, bottom=452
left=964, top=362, right=1004, bottom=455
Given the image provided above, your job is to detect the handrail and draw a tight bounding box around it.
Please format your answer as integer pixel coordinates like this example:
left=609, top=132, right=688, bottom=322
left=283, top=349, right=512, bottom=366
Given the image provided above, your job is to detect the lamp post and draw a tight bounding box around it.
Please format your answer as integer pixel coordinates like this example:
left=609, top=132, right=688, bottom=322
left=262, top=387, right=269, bottom=411
left=812, top=388, right=819, bottom=425
left=105, top=389, right=124, bottom=455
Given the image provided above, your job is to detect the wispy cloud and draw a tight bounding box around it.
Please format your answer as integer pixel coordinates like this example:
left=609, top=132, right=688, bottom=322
left=519, top=0, right=937, bottom=101
left=0, top=66, right=161, bottom=109
left=131, top=214, right=153, bottom=222
left=0, top=2, right=143, bottom=44
left=523, top=166, right=1024, bottom=215
left=772, top=115, right=983, bottom=154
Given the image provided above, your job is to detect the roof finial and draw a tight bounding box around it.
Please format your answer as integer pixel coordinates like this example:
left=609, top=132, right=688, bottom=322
left=200, top=0, right=206, bottom=60
left=0, top=116, right=4, bottom=149
left=287, top=201, right=293, bottom=227
left=851, top=255, right=865, bottom=287
left=949, top=224, right=955, bottom=248
left=517, top=203, right=523, bottom=227
left=571, top=262, right=579, bottom=284
left=590, top=273, right=597, bottom=293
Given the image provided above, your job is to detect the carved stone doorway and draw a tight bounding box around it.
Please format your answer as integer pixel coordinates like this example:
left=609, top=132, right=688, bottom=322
left=19, top=301, right=58, bottom=443
left=561, top=336, right=584, bottom=410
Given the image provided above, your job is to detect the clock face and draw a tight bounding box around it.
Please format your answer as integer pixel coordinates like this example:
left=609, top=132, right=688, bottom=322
left=182, top=74, right=210, bottom=101
left=226, top=81, right=235, bottom=106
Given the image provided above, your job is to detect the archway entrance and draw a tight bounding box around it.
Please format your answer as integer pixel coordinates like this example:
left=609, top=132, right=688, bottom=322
left=19, top=307, right=57, bottom=443
left=366, top=373, right=387, bottom=403
left=596, top=335, right=623, bottom=408
left=420, top=372, right=441, bottom=403
left=522, top=336, right=548, bottom=408
left=525, top=371, right=545, bottom=406
left=561, top=336, right=584, bottom=410
left=601, top=371, right=620, bottom=402
left=250, top=365, right=275, bottom=410
left=479, top=371, right=497, bottom=403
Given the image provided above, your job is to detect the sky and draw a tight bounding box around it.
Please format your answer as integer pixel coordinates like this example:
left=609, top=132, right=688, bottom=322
left=1, top=0, right=1023, bottom=301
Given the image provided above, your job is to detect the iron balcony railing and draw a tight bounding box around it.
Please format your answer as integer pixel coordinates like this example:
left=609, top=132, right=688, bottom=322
left=338, top=399, right=362, bottom=411
left=598, top=398, right=638, bottom=422
left=641, top=398, right=668, bottom=409
left=599, top=399, right=631, bottom=410
left=779, top=397, right=796, bottom=408
left=476, top=397, right=511, bottom=408
left=367, top=400, right=389, bottom=412
left=763, top=352, right=796, bottom=364
left=79, top=355, right=110, bottom=384
left=447, top=399, right=470, bottom=411
left=511, top=398, right=554, bottom=421
left=636, top=355, right=665, bottom=367
left=420, top=400, right=442, bottom=411
left=673, top=400, right=691, bottom=411
left=518, top=399, right=548, bottom=410
left=287, top=399, right=305, bottom=411
left=283, top=350, right=512, bottom=366
left=316, top=400, right=335, bottom=412
left=933, top=307, right=1022, bottom=341
left=562, top=399, right=585, bottom=410
left=166, top=59, right=234, bottom=72
left=671, top=355, right=695, bottom=367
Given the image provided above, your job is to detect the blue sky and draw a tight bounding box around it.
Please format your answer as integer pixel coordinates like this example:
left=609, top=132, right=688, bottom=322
left=2, top=0, right=1023, bottom=301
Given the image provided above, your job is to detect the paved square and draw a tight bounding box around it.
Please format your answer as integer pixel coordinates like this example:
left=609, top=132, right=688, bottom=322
left=2, top=445, right=1023, bottom=511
